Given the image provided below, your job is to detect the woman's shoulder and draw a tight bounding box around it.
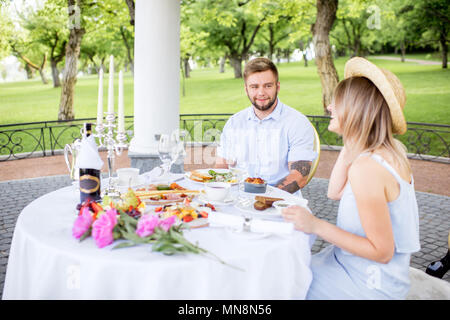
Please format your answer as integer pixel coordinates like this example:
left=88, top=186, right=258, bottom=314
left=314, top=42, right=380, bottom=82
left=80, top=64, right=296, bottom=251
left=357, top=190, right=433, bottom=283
left=348, top=154, right=387, bottom=184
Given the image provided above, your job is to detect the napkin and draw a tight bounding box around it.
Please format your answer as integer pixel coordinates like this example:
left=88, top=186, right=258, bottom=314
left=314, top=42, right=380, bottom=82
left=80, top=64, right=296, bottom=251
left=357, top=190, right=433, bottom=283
left=75, top=135, right=103, bottom=170
left=208, top=211, right=294, bottom=235
left=140, top=167, right=184, bottom=184
left=208, top=212, right=245, bottom=229
left=250, top=219, right=294, bottom=235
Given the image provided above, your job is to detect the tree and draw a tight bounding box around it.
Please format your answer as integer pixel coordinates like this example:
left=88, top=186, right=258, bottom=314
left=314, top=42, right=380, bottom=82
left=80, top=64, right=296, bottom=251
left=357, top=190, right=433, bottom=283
left=21, top=0, right=69, bottom=87
left=10, top=42, right=48, bottom=84
left=377, top=0, right=421, bottom=63
left=192, top=0, right=269, bottom=78
left=58, top=0, right=87, bottom=120
left=311, top=0, right=339, bottom=114
left=411, top=0, right=449, bottom=68
left=0, top=4, right=14, bottom=60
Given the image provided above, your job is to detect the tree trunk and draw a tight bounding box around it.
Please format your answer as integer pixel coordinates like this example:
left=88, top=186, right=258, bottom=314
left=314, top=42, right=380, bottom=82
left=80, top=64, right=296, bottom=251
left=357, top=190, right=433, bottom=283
left=400, top=40, right=406, bottom=63
left=38, top=69, right=48, bottom=84
left=58, top=1, right=85, bottom=121
left=37, top=53, right=48, bottom=84
left=219, top=55, right=226, bottom=73
left=229, top=55, right=243, bottom=79
left=284, top=49, right=291, bottom=63
left=299, top=40, right=308, bottom=67
left=183, top=58, right=190, bottom=78
left=268, top=24, right=274, bottom=61
left=124, top=0, right=135, bottom=26
left=440, top=29, right=448, bottom=69
left=24, top=64, right=34, bottom=79
left=311, top=0, right=339, bottom=115
left=120, top=26, right=134, bottom=75
left=50, top=59, right=61, bottom=87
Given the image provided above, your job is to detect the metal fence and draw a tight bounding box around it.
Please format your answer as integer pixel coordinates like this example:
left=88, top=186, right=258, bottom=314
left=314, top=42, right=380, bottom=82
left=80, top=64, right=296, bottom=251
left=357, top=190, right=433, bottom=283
left=1, top=114, right=449, bottom=163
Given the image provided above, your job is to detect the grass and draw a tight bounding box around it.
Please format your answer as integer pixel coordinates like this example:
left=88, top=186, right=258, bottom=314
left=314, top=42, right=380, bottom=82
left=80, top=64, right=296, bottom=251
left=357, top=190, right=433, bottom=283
left=0, top=55, right=449, bottom=157
left=0, top=54, right=449, bottom=125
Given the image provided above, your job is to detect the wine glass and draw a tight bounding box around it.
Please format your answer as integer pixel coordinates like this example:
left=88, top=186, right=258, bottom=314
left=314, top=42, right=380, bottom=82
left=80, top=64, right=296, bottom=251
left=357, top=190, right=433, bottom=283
left=170, top=129, right=187, bottom=171
left=158, top=134, right=176, bottom=181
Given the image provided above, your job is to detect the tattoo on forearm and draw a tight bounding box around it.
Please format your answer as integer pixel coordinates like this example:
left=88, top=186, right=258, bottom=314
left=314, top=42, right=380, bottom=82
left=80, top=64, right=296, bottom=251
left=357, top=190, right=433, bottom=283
left=279, top=181, right=300, bottom=193
left=275, top=177, right=300, bottom=194
left=275, top=160, right=312, bottom=193
left=291, top=160, right=311, bottom=177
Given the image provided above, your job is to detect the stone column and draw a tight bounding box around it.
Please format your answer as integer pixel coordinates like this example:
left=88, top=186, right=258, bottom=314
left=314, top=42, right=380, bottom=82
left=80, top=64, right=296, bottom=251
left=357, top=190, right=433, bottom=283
left=128, top=0, right=182, bottom=173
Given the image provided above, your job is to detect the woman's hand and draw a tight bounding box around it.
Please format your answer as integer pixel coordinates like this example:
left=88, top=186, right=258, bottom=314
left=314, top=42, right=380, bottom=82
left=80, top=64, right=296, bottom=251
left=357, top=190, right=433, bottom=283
left=281, top=205, right=319, bottom=234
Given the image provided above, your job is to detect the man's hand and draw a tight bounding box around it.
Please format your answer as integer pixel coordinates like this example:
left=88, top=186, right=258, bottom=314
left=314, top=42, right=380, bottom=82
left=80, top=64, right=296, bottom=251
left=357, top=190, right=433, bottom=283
left=275, top=160, right=311, bottom=193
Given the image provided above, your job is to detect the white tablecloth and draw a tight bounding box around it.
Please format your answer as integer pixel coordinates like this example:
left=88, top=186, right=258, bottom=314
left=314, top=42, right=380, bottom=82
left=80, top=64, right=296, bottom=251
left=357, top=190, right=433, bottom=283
left=2, top=175, right=314, bottom=300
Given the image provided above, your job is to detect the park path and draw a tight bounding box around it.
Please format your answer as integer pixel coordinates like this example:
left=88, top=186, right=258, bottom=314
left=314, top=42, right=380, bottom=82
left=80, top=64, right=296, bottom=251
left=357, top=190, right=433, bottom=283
left=371, top=56, right=441, bottom=65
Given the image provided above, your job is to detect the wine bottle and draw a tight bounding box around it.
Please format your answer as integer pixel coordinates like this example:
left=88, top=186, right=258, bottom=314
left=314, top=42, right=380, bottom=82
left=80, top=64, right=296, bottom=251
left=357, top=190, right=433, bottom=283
left=79, top=168, right=101, bottom=203
left=79, top=122, right=101, bottom=203
left=83, top=122, right=92, bottom=138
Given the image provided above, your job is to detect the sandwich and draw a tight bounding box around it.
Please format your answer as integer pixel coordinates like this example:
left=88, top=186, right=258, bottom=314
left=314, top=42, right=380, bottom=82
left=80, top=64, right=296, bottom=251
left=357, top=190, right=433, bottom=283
left=190, top=170, right=213, bottom=182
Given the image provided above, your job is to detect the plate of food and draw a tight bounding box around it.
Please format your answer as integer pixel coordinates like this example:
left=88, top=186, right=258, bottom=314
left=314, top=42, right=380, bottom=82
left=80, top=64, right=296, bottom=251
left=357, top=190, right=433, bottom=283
left=235, top=195, right=285, bottom=218
left=154, top=198, right=215, bottom=228
left=235, top=195, right=309, bottom=220
left=135, top=182, right=200, bottom=205
left=185, top=169, right=239, bottom=185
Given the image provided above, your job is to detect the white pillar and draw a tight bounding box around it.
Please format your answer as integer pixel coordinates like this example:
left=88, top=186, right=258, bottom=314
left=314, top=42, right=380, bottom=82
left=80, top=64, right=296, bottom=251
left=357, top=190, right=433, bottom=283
left=129, top=0, right=180, bottom=155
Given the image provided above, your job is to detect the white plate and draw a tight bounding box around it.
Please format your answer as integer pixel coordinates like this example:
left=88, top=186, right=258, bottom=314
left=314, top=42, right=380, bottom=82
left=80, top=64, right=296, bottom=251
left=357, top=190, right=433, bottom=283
left=234, top=198, right=281, bottom=218
left=185, top=168, right=239, bottom=185
left=109, top=176, right=147, bottom=190
left=198, top=194, right=236, bottom=206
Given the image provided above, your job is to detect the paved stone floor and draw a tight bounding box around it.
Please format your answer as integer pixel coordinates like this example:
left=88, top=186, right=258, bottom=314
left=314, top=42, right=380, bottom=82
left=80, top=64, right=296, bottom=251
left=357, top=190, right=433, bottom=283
left=0, top=175, right=449, bottom=298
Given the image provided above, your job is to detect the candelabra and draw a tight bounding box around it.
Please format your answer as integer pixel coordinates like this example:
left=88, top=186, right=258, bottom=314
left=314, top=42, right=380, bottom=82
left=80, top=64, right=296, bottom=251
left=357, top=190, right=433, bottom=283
left=95, top=111, right=128, bottom=198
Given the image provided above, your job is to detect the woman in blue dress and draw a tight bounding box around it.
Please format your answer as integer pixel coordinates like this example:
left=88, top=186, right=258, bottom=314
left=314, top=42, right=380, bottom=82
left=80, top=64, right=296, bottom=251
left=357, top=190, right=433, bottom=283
left=282, top=57, right=421, bottom=299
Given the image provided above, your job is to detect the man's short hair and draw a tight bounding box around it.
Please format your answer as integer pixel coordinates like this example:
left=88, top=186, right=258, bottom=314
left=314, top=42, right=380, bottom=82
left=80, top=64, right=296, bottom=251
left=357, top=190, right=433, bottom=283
left=243, top=57, right=279, bottom=82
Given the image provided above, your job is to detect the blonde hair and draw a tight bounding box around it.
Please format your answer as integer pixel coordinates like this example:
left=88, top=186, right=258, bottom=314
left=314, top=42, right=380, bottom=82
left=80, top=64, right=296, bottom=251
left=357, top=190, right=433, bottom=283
left=334, top=76, right=411, bottom=174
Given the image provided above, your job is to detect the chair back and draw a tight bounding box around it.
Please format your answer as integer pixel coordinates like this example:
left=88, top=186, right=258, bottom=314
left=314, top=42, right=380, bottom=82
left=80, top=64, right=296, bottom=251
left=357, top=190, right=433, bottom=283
left=305, top=125, right=321, bottom=186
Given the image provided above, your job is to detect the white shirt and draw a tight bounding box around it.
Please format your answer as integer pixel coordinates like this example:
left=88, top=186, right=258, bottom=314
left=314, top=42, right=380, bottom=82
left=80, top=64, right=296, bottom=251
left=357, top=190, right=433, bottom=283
left=217, top=99, right=317, bottom=186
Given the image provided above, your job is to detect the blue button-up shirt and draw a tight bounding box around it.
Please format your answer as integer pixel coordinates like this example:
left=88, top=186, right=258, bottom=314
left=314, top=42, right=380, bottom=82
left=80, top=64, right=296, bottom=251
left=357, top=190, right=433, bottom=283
left=217, top=99, right=317, bottom=185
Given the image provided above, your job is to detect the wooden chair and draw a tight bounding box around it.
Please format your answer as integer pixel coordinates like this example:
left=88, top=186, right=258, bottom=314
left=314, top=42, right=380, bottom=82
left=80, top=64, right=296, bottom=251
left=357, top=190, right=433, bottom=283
left=305, top=125, right=321, bottom=186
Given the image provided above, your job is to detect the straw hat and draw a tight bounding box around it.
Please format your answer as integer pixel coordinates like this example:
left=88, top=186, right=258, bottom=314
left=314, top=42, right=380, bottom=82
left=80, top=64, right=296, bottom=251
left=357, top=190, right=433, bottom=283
left=344, top=57, right=407, bottom=135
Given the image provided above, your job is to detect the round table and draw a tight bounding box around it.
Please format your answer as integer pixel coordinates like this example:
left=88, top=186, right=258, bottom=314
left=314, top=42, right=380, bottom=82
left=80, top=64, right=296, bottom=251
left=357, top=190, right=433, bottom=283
left=2, top=177, right=314, bottom=300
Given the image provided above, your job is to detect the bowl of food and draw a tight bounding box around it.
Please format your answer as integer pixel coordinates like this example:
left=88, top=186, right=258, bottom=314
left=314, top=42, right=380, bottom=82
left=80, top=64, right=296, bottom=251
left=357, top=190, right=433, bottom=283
left=244, top=177, right=267, bottom=193
left=273, top=199, right=309, bottom=215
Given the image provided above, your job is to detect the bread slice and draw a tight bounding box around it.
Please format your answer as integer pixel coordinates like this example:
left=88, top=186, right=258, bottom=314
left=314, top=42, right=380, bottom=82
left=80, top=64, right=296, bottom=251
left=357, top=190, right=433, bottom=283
left=254, top=201, right=272, bottom=211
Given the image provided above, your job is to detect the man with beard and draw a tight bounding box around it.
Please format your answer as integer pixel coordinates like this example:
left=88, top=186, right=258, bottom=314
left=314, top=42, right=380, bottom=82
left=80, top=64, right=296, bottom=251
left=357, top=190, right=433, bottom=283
left=215, top=57, right=317, bottom=195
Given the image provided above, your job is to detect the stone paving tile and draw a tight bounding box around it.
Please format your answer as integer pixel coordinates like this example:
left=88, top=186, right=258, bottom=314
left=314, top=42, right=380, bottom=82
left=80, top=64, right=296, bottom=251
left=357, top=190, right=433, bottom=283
left=0, top=176, right=448, bottom=298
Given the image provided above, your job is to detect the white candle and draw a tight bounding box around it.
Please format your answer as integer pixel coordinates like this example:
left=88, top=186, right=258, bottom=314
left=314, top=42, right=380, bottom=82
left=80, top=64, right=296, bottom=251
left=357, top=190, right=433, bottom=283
left=96, top=68, right=103, bottom=125
left=107, top=55, right=114, bottom=114
left=118, top=70, right=125, bottom=133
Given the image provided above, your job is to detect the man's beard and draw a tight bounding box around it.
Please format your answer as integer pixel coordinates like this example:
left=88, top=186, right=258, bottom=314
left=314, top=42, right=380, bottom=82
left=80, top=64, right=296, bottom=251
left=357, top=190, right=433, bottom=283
left=249, top=94, right=278, bottom=111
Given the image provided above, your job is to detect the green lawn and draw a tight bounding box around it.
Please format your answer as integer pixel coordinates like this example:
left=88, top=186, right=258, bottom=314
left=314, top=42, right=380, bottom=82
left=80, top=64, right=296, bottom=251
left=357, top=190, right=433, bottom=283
left=373, top=52, right=447, bottom=62
left=0, top=55, right=449, bottom=126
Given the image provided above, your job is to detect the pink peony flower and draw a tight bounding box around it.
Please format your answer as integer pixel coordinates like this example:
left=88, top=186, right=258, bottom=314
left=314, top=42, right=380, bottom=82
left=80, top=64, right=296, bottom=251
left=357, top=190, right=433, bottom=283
left=72, top=207, right=93, bottom=239
left=136, top=214, right=159, bottom=238
left=92, top=208, right=118, bottom=248
left=158, top=215, right=176, bottom=232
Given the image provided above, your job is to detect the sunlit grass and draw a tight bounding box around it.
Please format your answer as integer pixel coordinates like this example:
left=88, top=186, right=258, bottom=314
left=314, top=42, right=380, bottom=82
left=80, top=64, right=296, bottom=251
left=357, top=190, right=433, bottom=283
left=0, top=55, right=449, bottom=125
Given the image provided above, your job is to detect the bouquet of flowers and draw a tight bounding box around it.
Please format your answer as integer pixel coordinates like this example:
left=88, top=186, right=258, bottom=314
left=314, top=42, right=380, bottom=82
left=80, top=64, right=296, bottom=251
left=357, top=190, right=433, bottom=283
left=72, top=189, right=240, bottom=269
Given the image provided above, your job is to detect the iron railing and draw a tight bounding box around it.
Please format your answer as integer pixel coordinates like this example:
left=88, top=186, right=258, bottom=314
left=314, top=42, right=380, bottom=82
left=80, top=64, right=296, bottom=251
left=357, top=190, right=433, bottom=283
left=0, top=114, right=449, bottom=163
